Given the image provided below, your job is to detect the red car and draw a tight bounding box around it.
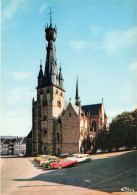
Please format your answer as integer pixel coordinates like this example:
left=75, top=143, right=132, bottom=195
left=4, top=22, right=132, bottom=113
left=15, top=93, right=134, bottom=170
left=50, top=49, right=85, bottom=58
left=50, top=158, right=78, bottom=169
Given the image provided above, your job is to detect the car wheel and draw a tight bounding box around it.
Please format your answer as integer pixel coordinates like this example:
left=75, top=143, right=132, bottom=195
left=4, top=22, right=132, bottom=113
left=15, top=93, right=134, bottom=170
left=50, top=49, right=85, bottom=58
left=58, top=165, right=62, bottom=169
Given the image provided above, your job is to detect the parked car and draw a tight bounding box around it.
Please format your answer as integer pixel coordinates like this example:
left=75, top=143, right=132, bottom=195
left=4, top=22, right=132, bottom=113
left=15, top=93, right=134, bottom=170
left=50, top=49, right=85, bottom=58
left=50, top=158, right=78, bottom=169
left=34, top=155, right=49, bottom=162
left=57, top=153, right=70, bottom=158
left=39, top=157, right=58, bottom=167
left=42, top=158, right=59, bottom=168
left=67, top=154, right=92, bottom=163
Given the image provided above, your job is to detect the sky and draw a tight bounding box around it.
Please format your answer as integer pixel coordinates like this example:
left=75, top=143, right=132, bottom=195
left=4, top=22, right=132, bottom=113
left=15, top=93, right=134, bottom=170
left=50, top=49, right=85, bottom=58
left=1, top=0, right=137, bottom=136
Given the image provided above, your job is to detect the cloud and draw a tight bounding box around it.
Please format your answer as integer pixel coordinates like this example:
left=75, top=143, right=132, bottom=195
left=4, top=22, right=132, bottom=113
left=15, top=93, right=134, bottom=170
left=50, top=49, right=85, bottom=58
left=102, top=26, right=137, bottom=54
left=91, top=25, right=101, bottom=34
left=12, top=71, right=32, bottom=81
left=2, top=0, right=25, bottom=19
left=39, top=3, right=47, bottom=13
left=69, top=40, right=96, bottom=51
left=129, top=62, right=137, bottom=72
left=107, top=104, right=137, bottom=122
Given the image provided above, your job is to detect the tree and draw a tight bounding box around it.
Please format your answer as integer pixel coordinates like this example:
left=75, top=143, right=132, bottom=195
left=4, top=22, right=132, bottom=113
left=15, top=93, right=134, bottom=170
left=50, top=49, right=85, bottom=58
left=93, top=109, right=137, bottom=153
left=93, top=129, right=109, bottom=152
left=109, top=109, right=137, bottom=150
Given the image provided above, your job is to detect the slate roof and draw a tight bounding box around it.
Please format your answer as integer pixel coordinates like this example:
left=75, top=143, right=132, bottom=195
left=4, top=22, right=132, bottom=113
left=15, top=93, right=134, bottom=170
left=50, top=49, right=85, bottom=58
left=0, top=138, right=5, bottom=144
left=3, top=139, right=11, bottom=144
left=21, top=138, right=27, bottom=144
left=27, top=130, right=32, bottom=138
left=10, top=139, right=16, bottom=144
left=64, top=101, right=83, bottom=115
left=14, top=138, right=23, bottom=144
left=82, top=103, right=102, bottom=116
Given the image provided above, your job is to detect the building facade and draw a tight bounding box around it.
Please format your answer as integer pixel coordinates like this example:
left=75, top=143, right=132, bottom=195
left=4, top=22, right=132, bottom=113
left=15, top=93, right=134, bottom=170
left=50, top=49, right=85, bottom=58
left=0, top=137, right=26, bottom=155
left=14, top=138, right=26, bottom=155
left=27, top=14, right=108, bottom=156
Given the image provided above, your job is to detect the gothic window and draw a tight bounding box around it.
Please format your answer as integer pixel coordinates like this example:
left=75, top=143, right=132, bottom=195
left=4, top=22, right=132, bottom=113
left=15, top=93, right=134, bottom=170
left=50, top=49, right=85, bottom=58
left=43, top=115, right=47, bottom=121
left=40, top=90, right=43, bottom=95
left=57, top=132, right=59, bottom=141
left=43, top=99, right=47, bottom=107
left=44, top=146, right=46, bottom=151
left=69, top=113, right=71, bottom=117
left=57, top=100, right=61, bottom=108
left=47, top=89, right=50, bottom=94
left=92, top=120, right=96, bottom=132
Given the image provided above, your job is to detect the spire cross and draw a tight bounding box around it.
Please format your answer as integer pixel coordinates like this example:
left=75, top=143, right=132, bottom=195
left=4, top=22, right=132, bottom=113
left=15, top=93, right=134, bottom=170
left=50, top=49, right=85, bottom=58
left=48, top=8, right=53, bottom=25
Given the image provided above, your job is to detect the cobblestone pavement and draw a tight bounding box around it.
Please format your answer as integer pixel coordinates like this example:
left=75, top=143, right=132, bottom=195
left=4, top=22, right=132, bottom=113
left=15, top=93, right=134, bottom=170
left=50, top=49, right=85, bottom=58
left=1, top=150, right=137, bottom=195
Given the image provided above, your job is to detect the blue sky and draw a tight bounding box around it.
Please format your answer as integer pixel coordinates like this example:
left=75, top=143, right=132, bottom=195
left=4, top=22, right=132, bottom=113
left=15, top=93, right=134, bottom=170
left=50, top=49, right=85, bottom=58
left=1, top=0, right=137, bottom=136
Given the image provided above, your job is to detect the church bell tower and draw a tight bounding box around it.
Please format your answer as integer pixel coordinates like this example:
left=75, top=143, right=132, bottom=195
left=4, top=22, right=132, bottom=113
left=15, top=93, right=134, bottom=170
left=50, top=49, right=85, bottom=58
left=32, top=9, right=65, bottom=156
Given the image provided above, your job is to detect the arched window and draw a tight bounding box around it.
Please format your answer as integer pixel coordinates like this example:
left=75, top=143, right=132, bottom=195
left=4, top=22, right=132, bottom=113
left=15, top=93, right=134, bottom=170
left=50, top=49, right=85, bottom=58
left=43, top=99, right=47, bottom=107
left=57, top=99, right=61, bottom=108
left=57, top=132, right=59, bottom=141
left=47, top=89, right=50, bottom=94
left=40, top=90, right=43, bottom=95
left=43, top=129, right=47, bottom=134
left=92, top=120, right=96, bottom=132
left=44, top=146, right=46, bottom=151
left=43, top=115, right=47, bottom=121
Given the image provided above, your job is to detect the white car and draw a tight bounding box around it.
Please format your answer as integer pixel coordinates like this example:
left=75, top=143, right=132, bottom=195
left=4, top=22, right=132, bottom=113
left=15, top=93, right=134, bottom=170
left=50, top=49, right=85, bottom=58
left=67, top=154, right=92, bottom=163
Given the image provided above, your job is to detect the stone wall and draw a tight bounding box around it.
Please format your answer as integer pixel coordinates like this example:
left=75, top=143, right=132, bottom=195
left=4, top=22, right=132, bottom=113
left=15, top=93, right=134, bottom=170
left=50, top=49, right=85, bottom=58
left=62, top=103, right=80, bottom=154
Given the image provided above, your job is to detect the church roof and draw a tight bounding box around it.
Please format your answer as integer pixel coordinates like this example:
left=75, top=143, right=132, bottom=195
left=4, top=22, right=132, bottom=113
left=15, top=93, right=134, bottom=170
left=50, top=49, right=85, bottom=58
left=27, top=130, right=32, bottom=138
left=22, top=138, right=27, bottom=144
left=72, top=104, right=80, bottom=115
left=64, top=101, right=83, bottom=115
left=82, top=103, right=102, bottom=116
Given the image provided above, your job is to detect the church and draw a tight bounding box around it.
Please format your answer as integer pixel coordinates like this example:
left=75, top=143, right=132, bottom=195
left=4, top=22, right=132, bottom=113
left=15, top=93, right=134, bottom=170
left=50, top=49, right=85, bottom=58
left=26, top=13, right=109, bottom=156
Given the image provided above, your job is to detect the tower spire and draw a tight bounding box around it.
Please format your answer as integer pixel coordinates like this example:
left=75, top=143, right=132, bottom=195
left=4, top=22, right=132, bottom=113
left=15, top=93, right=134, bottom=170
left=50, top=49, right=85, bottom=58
left=59, top=63, right=64, bottom=89
left=75, top=77, right=81, bottom=107
left=76, top=77, right=79, bottom=100
left=44, top=9, right=58, bottom=86
left=38, top=60, right=44, bottom=87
